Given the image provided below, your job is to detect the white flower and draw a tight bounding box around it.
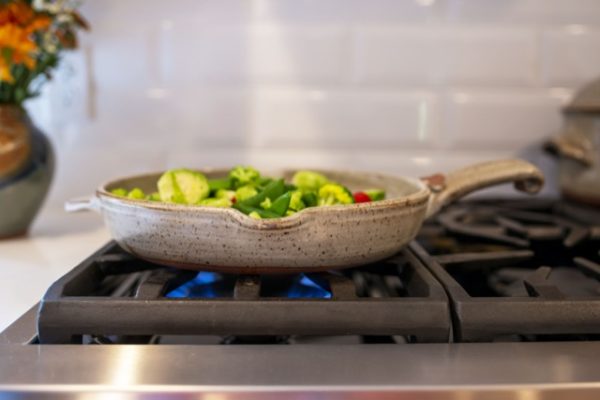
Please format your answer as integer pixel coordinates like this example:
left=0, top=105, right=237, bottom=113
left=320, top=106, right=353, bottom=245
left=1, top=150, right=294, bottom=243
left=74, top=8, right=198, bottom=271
left=33, top=0, right=81, bottom=14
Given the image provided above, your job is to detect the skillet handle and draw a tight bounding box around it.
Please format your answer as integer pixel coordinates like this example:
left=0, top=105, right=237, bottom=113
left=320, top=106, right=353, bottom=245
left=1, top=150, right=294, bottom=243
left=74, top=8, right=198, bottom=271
left=423, top=159, right=544, bottom=218
left=65, top=197, right=100, bottom=213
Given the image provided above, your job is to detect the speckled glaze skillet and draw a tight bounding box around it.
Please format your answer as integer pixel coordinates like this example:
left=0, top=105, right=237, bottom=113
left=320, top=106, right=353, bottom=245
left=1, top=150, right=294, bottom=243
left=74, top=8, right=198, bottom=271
left=66, top=159, right=543, bottom=274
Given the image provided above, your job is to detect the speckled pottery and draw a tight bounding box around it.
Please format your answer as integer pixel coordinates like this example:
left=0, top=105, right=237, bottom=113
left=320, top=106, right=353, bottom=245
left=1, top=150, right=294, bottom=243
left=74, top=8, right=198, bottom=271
left=0, top=106, right=54, bottom=239
left=66, top=159, right=543, bottom=273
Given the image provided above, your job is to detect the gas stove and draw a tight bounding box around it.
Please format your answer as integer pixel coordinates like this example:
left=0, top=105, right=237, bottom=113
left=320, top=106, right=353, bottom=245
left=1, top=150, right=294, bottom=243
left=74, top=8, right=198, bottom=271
left=1, top=199, right=600, bottom=399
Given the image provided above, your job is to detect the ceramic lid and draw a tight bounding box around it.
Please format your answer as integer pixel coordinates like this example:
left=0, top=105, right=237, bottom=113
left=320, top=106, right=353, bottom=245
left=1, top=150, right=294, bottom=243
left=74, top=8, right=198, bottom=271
left=564, top=77, right=600, bottom=114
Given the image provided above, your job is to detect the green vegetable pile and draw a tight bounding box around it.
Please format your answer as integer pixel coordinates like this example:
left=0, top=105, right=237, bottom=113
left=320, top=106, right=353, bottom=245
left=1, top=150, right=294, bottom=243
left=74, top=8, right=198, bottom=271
left=110, top=166, right=386, bottom=219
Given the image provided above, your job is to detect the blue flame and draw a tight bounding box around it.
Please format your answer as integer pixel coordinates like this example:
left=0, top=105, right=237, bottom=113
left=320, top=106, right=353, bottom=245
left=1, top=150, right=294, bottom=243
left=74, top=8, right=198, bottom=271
left=166, top=271, right=221, bottom=298
left=287, top=275, right=331, bottom=299
left=165, top=272, right=331, bottom=299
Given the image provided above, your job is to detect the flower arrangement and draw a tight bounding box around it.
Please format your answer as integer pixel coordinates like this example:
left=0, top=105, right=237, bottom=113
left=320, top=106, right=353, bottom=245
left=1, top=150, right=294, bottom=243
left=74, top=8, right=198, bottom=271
left=0, top=0, right=88, bottom=106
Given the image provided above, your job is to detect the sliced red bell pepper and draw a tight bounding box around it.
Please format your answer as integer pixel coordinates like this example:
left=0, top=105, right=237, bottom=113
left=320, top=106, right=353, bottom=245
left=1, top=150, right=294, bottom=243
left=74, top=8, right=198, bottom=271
left=353, top=192, right=371, bottom=203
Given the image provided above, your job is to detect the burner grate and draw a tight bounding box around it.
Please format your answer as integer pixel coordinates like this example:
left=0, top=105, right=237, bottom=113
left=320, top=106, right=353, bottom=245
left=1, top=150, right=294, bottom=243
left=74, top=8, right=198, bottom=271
left=416, top=200, right=600, bottom=342
left=37, top=242, right=450, bottom=344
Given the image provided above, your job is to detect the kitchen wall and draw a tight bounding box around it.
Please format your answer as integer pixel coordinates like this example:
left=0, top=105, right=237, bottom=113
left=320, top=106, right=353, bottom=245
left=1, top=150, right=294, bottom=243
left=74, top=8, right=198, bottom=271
left=29, top=0, right=600, bottom=211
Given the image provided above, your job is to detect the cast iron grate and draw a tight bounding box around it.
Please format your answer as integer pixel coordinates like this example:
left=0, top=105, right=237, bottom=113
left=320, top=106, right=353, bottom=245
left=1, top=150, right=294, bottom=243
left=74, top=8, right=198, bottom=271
left=415, top=199, right=600, bottom=342
left=36, top=242, right=450, bottom=344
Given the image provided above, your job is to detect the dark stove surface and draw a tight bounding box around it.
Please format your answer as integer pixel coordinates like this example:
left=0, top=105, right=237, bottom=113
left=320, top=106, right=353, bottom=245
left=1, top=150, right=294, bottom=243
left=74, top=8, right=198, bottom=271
left=417, top=199, right=600, bottom=342
left=36, top=243, right=450, bottom=344
left=34, top=199, right=600, bottom=345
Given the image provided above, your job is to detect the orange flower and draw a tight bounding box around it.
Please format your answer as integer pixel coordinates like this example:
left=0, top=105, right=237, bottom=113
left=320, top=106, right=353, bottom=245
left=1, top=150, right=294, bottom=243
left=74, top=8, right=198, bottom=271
left=0, top=1, right=53, bottom=83
left=0, top=24, right=37, bottom=82
left=0, top=1, right=34, bottom=26
left=25, top=15, right=52, bottom=35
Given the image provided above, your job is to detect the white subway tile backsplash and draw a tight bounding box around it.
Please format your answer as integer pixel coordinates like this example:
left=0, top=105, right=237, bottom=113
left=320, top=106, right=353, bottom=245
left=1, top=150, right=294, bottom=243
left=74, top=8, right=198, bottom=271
left=46, top=146, right=167, bottom=207
left=446, top=0, right=600, bottom=25
left=30, top=0, right=600, bottom=208
left=441, top=29, right=536, bottom=86
left=444, top=90, right=565, bottom=149
left=354, top=28, right=442, bottom=85
left=254, top=0, right=442, bottom=24
left=354, top=27, right=536, bottom=86
left=162, top=25, right=348, bottom=85
left=82, top=0, right=254, bottom=27
left=167, top=90, right=253, bottom=148
left=541, top=28, right=600, bottom=87
left=91, top=24, right=157, bottom=89
left=251, top=88, right=439, bottom=149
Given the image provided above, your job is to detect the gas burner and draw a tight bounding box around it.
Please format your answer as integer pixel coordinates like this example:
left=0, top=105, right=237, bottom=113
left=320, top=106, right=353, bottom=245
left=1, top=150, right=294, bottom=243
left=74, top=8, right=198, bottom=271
left=36, top=243, right=449, bottom=344
left=436, top=202, right=598, bottom=248
left=416, top=199, right=600, bottom=342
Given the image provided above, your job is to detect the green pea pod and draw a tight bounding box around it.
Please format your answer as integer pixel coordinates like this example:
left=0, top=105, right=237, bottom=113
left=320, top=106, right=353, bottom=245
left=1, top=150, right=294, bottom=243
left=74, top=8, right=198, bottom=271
left=241, top=179, right=286, bottom=207
left=208, top=178, right=232, bottom=192
left=257, top=176, right=274, bottom=188
left=233, top=202, right=281, bottom=218
left=302, top=192, right=318, bottom=207
left=270, top=191, right=292, bottom=216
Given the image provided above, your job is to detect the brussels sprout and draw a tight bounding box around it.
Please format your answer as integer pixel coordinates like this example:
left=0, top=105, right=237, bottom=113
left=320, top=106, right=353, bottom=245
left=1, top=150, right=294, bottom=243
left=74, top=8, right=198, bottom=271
left=318, top=183, right=354, bottom=206
left=235, top=185, right=258, bottom=202
left=158, top=169, right=210, bottom=204
left=198, top=197, right=232, bottom=208
left=292, top=170, right=329, bottom=193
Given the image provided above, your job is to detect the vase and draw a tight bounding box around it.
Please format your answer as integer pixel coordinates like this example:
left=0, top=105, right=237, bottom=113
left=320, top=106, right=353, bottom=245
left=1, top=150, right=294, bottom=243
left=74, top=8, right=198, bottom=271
left=0, top=105, right=54, bottom=239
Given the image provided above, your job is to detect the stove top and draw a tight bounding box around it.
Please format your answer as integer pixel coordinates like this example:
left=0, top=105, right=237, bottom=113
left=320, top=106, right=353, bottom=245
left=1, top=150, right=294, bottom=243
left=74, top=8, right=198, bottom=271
left=2, top=199, right=600, bottom=398
left=417, top=199, right=600, bottom=342
left=31, top=199, right=600, bottom=346
left=36, top=242, right=449, bottom=344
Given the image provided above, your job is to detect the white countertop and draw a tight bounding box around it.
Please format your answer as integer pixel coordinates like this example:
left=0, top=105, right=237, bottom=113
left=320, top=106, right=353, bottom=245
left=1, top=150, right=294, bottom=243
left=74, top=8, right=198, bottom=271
left=0, top=207, right=110, bottom=332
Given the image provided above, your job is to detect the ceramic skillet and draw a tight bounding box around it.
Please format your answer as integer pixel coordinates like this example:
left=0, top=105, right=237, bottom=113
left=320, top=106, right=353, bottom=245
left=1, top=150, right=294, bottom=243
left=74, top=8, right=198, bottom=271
left=66, top=159, right=543, bottom=273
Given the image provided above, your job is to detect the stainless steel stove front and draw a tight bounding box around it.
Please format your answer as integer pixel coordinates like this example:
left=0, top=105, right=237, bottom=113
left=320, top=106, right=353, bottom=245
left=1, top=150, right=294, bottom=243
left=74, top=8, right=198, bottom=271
left=2, top=306, right=600, bottom=399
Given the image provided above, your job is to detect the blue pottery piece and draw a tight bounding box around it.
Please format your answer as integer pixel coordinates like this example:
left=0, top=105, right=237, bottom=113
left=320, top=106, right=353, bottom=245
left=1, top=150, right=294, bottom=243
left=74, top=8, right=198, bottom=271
left=0, top=106, right=54, bottom=239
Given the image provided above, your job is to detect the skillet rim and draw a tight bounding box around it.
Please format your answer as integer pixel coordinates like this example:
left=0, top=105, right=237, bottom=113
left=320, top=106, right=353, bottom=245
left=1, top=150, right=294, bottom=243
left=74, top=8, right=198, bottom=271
left=95, top=168, right=431, bottom=230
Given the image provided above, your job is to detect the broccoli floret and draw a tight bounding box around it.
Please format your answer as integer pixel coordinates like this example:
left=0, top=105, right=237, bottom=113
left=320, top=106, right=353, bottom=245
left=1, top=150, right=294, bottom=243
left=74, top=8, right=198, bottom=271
left=318, top=184, right=354, bottom=206
left=292, top=171, right=329, bottom=192
left=110, top=188, right=128, bottom=197
left=249, top=211, right=262, bottom=219
left=235, top=185, right=258, bottom=202
left=260, top=197, right=272, bottom=210
left=229, top=166, right=260, bottom=188
left=127, top=188, right=146, bottom=200
left=289, top=190, right=305, bottom=211
left=147, top=192, right=161, bottom=201
left=198, top=198, right=232, bottom=208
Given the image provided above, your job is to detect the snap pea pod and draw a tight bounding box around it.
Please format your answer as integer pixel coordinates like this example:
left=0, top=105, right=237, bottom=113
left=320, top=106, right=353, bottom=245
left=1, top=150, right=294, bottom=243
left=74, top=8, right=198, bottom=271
left=208, top=178, right=232, bottom=192
left=270, top=191, right=292, bottom=216
left=240, top=179, right=286, bottom=207
left=301, top=192, right=318, bottom=207
left=233, top=202, right=281, bottom=218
